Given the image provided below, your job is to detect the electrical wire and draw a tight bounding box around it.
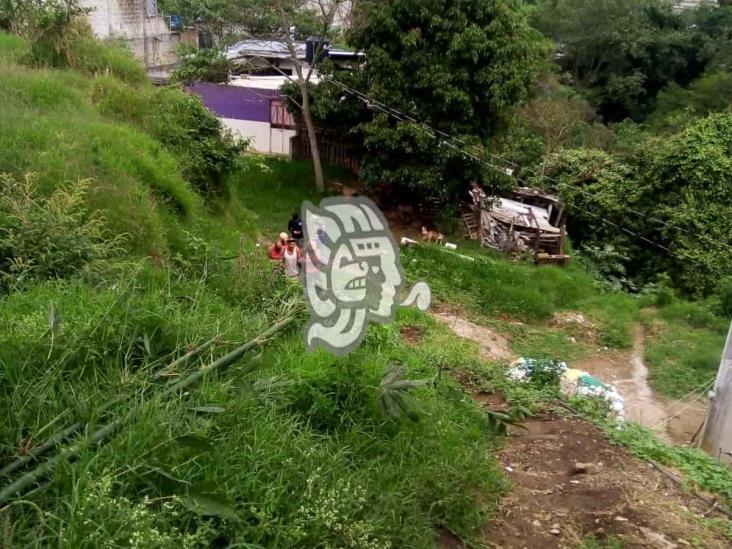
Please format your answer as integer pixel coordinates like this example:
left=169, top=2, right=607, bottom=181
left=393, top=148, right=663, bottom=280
left=173, top=0, right=728, bottom=274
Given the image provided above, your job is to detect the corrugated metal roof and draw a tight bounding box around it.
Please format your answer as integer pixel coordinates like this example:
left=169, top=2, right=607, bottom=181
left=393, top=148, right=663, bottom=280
left=225, top=40, right=306, bottom=61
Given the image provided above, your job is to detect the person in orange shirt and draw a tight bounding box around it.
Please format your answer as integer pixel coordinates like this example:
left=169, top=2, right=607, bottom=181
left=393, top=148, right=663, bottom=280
left=268, top=232, right=288, bottom=260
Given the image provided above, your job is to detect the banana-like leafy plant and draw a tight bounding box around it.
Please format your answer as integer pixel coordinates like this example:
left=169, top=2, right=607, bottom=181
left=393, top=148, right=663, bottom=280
left=485, top=404, right=532, bottom=436
left=378, top=363, right=431, bottom=422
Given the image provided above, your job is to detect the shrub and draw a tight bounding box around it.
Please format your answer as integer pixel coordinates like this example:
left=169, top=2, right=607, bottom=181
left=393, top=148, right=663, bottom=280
left=172, top=45, right=231, bottom=84
left=3, top=0, right=147, bottom=85
left=0, top=173, right=125, bottom=287
left=64, top=33, right=147, bottom=85
left=719, top=278, right=732, bottom=318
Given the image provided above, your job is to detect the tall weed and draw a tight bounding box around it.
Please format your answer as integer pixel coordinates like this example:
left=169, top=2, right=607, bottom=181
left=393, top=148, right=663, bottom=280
left=0, top=174, right=125, bottom=288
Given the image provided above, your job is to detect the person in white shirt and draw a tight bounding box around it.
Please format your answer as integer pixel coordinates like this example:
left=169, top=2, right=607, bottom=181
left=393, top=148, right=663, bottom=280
left=282, top=238, right=301, bottom=278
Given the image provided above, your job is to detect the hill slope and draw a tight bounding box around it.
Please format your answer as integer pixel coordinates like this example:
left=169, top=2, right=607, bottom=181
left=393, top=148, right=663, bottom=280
left=0, top=30, right=730, bottom=548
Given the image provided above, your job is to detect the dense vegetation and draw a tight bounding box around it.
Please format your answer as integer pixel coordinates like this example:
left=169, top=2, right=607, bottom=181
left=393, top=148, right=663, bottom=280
left=0, top=27, right=512, bottom=547
left=0, top=2, right=731, bottom=546
left=281, top=0, right=732, bottom=297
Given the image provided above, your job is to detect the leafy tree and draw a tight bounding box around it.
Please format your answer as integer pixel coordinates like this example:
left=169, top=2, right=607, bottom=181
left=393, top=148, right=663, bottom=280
left=647, top=71, right=732, bottom=132
left=490, top=78, right=611, bottom=181
left=172, top=44, right=231, bottom=83
left=642, top=112, right=732, bottom=294
left=347, top=0, right=544, bottom=198
left=686, top=5, right=732, bottom=72
left=534, top=0, right=710, bottom=121
left=544, top=113, right=732, bottom=296
left=158, top=0, right=322, bottom=40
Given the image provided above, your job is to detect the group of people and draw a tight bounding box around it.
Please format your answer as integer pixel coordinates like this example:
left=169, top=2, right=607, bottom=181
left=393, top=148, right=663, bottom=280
left=267, top=213, right=304, bottom=278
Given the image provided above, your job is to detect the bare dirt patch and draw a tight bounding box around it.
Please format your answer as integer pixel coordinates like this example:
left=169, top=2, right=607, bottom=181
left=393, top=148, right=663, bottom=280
left=400, top=324, right=424, bottom=346
left=551, top=311, right=599, bottom=343
left=572, top=327, right=707, bottom=445
left=480, top=413, right=728, bottom=548
left=431, top=312, right=515, bottom=362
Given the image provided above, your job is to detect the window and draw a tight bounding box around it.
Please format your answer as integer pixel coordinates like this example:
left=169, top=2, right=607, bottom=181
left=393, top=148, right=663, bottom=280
left=147, top=0, right=158, bottom=17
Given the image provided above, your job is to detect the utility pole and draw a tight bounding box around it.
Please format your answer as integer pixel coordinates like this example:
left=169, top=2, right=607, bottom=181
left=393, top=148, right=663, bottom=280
left=699, top=320, right=732, bottom=466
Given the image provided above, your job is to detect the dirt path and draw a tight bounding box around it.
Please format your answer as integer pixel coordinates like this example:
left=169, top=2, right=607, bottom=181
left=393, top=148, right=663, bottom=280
left=431, top=312, right=515, bottom=362
left=480, top=411, right=727, bottom=548
left=573, top=327, right=706, bottom=445
left=430, top=313, right=726, bottom=548
left=435, top=310, right=706, bottom=446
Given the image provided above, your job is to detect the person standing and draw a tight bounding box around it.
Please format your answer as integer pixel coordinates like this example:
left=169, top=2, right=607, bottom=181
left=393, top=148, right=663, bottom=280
left=282, top=239, right=301, bottom=278
left=288, top=213, right=304, bottom=243
left=267, top=232, right=289, bottom=260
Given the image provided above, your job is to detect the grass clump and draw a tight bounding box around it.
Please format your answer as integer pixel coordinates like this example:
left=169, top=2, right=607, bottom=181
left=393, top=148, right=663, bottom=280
left=643, top=302, right=728, bottom=397
left=0, top=267, right=507, bottom=547
left=402, top=244, right=638, bottom=350
left=90, top=77, right=246, bottom=195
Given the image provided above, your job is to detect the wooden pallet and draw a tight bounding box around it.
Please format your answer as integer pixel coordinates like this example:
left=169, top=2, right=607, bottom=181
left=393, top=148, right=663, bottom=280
left=461, top=207, right=479, bottom=240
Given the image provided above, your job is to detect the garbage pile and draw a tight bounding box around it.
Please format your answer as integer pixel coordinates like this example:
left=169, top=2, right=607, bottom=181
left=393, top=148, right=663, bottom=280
left=507, top=358, right=625, bottom=420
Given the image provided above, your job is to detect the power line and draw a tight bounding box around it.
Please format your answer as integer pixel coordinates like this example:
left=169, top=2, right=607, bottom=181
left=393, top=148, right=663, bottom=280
left=175, top=0, right=726, bottom=273
left=321, top=75, right=730, bottom=255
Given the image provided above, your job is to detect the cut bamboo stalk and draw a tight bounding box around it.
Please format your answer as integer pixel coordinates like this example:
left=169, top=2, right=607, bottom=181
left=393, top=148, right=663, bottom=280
left=153, top=337, right=218, bottom=380
left=1, top=337, right=219, bottom=479
left=0, top=422, right=83, bottom=478
left=0, top=316, right=294, bottom=503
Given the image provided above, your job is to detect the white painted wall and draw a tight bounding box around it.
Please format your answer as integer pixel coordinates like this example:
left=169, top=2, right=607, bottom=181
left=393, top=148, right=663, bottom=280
left=220, top=119, right=295, bottom=156
left=270, top=128, right=297, bottom=155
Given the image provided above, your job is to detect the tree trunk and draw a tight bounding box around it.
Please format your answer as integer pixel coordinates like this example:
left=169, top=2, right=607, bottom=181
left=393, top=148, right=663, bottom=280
left=300, top=83, right=325, bottom=192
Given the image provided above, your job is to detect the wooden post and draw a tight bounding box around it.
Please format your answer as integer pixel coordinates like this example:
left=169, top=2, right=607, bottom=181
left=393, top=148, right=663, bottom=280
left=699, top=320, right=732, bottom=466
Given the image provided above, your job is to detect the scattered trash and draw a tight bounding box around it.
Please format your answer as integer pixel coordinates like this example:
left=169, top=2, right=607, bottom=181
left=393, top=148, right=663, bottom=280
left=507, top=358, right=625, bottom=419
left=561, top=368, right=625, bottom=420
left=505, top=466, right=514, bottom=473
left=549, top=528, right=561, bottom=535
left=444, top=242, right=457, bottom=250
left=614, top=516, right=629, bottom=522
left=507, top=357, right=567, bottom=385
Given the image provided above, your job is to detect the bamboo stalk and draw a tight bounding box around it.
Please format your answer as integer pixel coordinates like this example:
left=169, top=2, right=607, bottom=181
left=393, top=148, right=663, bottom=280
left=152, top=337, right=218, bottom=380
left=1, top=337, right=219, bottom=479
left=0, top=422, right=83, bottom=478
left=0, top=316, right=295, bottom=503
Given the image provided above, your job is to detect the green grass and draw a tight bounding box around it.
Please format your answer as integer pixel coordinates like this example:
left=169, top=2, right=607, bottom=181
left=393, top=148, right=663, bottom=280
left=0, top=267, right=508, bottom=547
left=226, top=158, right=354, bottom=237
left=643, top=302, right=729, bottom=398
left=578, top=534, right=624, bottom=548
left=1, top=27, right=730, bottom=547
left=402, top=244, right=639, bottom=353
left=0, top=42, right=199, bottom=255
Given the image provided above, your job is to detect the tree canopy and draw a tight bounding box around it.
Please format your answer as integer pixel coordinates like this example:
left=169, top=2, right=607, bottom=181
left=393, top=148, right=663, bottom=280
left=533, top=0, right=717, bottom=121
left=343, top=0, right=545, bottom=197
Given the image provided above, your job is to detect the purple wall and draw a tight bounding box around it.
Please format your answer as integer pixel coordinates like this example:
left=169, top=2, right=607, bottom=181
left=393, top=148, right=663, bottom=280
left=188, top=82, right=278, bottom=122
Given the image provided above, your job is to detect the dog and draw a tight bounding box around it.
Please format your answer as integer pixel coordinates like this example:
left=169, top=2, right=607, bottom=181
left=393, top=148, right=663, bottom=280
left=421, top=226, right=444, bottom=245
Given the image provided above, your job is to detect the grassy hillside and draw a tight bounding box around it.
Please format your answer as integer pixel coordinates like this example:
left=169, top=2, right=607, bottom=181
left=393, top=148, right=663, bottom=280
left=0, top=29, right=730, bottom=547
left=0, top=32, right=509, bottom=547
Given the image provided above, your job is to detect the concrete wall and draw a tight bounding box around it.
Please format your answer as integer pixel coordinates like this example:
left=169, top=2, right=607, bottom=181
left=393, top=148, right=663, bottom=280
left=81, top=0, right=194, bottom=70
left=221, top=118, right=295, bottom=155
